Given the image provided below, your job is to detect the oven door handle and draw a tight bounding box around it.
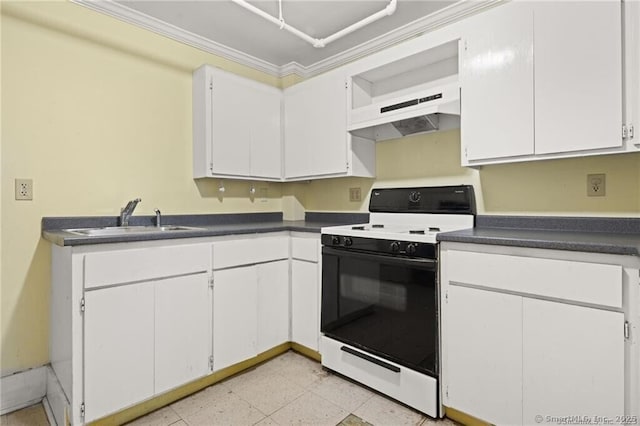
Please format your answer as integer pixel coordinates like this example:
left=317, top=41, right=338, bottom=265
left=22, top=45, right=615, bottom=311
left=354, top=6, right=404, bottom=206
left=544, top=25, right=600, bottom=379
left=340, top=346, right=401, bottom=373
left=322, top=246, right=437, bottom=269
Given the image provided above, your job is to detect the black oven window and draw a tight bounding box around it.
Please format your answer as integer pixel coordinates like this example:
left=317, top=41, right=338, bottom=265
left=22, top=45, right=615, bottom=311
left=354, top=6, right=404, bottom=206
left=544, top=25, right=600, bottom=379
left=322, top=254, right=438, bottom=376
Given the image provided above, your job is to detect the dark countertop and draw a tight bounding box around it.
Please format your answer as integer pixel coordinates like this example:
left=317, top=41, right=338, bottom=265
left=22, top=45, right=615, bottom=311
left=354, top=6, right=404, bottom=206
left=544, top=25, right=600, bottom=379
left=42, top=212, right=369, bottom=247
left=437, top=215, right=640, bottom=256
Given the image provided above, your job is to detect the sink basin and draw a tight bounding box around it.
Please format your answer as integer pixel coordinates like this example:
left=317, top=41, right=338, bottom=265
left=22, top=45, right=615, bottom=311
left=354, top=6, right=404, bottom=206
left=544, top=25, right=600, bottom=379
left=65, top=225, right=204, bottom=236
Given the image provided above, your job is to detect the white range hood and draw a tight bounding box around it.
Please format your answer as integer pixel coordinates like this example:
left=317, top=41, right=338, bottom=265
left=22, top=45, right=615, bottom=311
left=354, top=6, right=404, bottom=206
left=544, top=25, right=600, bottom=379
left=348, top=82, right=460, bottom=142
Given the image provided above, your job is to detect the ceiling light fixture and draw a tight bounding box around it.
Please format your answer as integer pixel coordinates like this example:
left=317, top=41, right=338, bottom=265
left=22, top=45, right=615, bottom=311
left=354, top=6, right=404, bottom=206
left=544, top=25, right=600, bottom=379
left=231, top=0, right=397, bottom=48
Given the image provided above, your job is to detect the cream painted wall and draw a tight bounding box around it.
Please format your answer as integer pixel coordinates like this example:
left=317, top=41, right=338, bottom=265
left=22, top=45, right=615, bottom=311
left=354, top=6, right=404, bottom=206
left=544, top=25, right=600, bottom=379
left=2, top=0, right=640, bottom=380
left=297, top=130, right=640, bottom=216
left=0, top=1, right=282, bottom=375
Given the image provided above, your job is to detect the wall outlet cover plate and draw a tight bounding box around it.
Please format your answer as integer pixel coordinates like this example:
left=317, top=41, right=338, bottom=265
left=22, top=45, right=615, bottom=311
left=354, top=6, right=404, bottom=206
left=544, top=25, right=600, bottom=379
left=587, top=174, right=606, bottom=197
left=15, top=178, right=33, bottom=200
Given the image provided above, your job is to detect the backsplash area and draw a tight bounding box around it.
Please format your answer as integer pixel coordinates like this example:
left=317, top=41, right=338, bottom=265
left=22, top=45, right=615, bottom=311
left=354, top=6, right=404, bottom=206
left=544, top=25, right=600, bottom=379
left=289, top=129, right=640, bottom=217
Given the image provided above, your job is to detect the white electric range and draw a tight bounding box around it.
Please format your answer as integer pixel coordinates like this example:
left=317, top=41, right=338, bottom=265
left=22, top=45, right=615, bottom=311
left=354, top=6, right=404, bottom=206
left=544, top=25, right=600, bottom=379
left=319, top=185, right=476, bottom=418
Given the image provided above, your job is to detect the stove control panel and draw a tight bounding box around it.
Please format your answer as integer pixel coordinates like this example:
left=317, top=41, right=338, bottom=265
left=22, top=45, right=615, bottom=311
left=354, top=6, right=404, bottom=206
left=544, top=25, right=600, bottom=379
left=321, top=234, right=436, bottom=259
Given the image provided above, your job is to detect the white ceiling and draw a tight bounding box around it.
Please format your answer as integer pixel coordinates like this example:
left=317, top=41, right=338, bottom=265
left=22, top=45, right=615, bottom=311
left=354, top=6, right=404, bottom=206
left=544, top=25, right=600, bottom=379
left=105, top=0, right=457, bottom=70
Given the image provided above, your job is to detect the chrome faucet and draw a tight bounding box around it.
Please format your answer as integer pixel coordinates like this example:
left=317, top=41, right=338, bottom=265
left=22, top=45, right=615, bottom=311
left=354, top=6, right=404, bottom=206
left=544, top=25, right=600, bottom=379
left=154, top=208, right=161, bottom=228
left=119, top=198, right=141, bottom=226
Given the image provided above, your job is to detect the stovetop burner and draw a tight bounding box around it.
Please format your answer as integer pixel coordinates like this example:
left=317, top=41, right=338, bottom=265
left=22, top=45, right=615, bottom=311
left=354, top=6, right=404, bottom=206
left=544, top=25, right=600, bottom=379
left=321, top=185, right=475, bottom=245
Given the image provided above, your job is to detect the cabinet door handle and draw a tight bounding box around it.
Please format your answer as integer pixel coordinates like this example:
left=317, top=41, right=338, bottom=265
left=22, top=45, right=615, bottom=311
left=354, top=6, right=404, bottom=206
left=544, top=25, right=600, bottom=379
left=340, top=346, right=401, bottom=373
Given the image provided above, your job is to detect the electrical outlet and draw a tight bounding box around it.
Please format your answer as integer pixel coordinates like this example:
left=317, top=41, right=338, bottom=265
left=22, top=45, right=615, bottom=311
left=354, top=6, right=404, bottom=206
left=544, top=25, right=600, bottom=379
left=587, top=174, right=606, bottom=197
left=259, top=187, right=268, bottom=202
left=15, top=178, right=33, bottom=200
left=349, top=187, right=362, bottom=202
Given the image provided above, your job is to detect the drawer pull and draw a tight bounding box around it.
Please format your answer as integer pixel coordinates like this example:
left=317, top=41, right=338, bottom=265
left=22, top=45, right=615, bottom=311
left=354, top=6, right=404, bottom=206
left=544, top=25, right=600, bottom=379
left=340, top=346, right=401, bottom=373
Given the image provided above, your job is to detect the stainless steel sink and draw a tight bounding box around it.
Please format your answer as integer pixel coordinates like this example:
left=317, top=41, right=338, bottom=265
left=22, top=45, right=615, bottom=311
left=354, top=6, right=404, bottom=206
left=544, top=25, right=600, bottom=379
left=65, top=225, right=204, bottom=236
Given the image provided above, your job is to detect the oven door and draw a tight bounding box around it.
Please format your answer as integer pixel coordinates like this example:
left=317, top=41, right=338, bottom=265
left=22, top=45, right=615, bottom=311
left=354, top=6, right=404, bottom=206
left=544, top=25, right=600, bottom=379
left=321, top=245, right=438, bottom=377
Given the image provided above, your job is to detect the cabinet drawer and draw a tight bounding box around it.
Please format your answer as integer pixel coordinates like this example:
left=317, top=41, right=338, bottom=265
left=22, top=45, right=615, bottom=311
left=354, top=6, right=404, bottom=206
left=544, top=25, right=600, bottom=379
left=84, top=244, right=209, bottom=289
left=291, top=237, right=319, bottom=262
left=447, top=251, right=622, bottom=308
left=213, top=236, right=288, bottom=269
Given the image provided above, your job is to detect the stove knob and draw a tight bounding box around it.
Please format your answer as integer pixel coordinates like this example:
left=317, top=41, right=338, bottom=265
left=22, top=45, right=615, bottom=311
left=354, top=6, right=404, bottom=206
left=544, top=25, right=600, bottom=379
left=390, top=241, right=401, bottom=252
left=406, top=243, right=418, bottom=255
left=331, top=235, right=341, bottom=245
left=344, top=237, right=353, bottom=247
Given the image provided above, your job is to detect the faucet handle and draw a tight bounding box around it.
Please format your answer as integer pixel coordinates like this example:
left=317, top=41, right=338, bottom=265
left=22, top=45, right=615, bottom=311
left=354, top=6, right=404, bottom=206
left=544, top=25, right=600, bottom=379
left=154, top=208, right=161, bottom=227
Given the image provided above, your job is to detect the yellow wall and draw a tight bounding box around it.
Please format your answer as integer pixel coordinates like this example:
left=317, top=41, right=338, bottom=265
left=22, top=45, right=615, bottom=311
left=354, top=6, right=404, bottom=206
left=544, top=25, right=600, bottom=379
left=2, top=0, right=640, bottom=378
left=298, top=130, right=640, bottom=216
left=0, top=1, right=282, bottom=375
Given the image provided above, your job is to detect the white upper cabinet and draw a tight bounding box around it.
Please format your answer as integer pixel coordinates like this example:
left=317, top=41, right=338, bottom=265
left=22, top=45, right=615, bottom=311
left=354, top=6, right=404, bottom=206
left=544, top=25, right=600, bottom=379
left=193, top=65, right=282, bottom=180
left=284, top=70, right=375, bottom=180
left=460, top=1, right=534, bottom=161
left=534, top=1, right=622, bottom=154
left=626, top=0, right=640, bottom=146
left=461, top=1, right=632, bottom=165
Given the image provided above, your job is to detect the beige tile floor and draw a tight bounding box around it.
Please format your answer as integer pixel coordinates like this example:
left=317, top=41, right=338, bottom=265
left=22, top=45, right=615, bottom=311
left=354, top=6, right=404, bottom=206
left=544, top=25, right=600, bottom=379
left=1, top=351, right=458, bottom=426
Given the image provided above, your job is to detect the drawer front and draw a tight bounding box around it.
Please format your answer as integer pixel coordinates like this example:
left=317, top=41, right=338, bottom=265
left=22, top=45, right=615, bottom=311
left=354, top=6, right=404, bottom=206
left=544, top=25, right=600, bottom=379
left=447, top=250, right=622, bottom=308
left=291, top=237, right=319, bottom=262
left=84, top=244, right=209, bottom=289
left=321, top=336, right=438, bottom=417
left=213, top=236, right=289, bottom=269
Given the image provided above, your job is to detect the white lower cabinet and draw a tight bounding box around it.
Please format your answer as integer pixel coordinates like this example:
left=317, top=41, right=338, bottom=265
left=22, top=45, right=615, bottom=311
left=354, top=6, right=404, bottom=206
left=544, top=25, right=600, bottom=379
left=257, top=260, right=290, bottom=353
left=85, top=275, right=212, bottom=420
left=213, top=266, right=259, bottom=371
left=49, top=232, right=323, bottom=424
left=441, top=243, right=635, bottom=425
left=84, top=282, right=155, bottom=422
left=522, top=298, right=624, bottom=423
left=290, top=235, right=321, bottom=351
left=211, top=235, right=290, bottom=371
left=445, top=286, right=523, bottom=425
left=155, top=274, right=211, bottom=394
left=291, top=260, right=319, bottom=351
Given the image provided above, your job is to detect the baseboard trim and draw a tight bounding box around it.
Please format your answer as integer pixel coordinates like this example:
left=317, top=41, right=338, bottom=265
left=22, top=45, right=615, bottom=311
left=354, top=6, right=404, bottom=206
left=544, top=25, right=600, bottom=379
left=290, top=342, right=321, bottom=362
left=42, top=396, right=57, bottom=426
left=45, top=366, right=70, bottom=426
left=0, top=366, right=47, bottom=415
left=89, top=342, right=292, bottom=426
left=444, top=406, right=491, bottom=426
left=4, top=342, right=322, bottom=424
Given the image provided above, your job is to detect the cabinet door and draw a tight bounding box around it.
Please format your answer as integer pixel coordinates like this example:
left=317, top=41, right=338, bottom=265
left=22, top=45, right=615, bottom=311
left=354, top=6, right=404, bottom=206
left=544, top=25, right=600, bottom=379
left=291, top=260, right=319, bottom=351
left=213, top=266, right=258, bottom=371
left=460, top=2, right=534, bottom=162
left=210, top=68, right=252, bottom=176
left=445, top=285, right=523, bottom=425
left=627, top=0, right=640, bottom=145
left=194, top=65, right=282, bottom=179
left=523, top=298, right=625, bottom=423
left=256, top=260, right=290, bottom=353
left=84, top=283, right=155, bottom=422
left=250, top=84, right=282, bottom=179
left=284, top=71, right=348, bottom=179
left=534, top=2, right=622, bottom=154
left=155, top=274, right=211, bottom=394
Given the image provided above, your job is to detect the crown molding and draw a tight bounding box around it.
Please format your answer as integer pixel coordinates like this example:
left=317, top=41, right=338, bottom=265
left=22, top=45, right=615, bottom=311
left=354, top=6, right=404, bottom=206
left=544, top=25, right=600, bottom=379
left=300, top=0, right=505, bottom=78
left=70, top=0, right=504, bottom=80
left=70, top=0, right=283, bottom=77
